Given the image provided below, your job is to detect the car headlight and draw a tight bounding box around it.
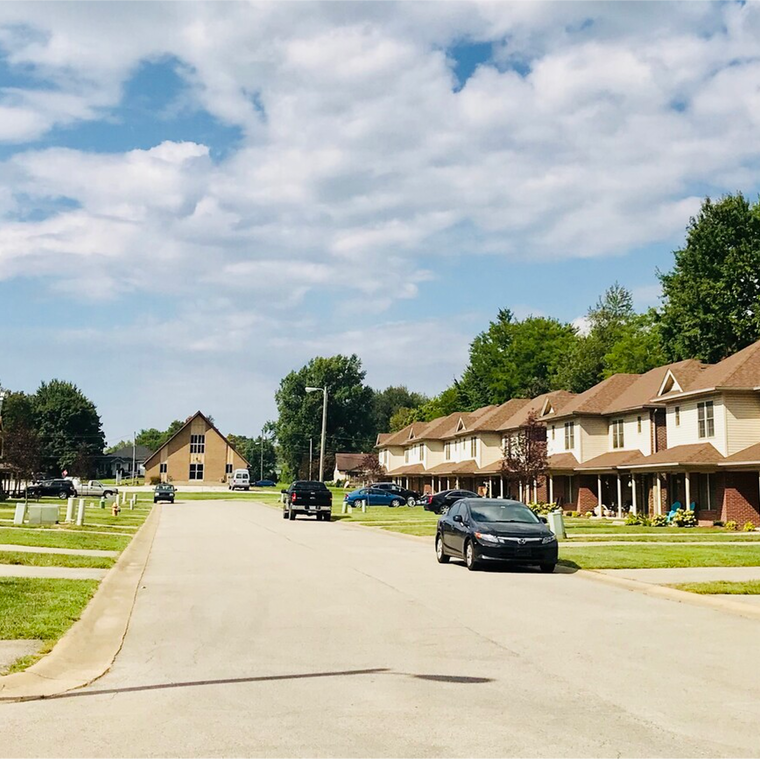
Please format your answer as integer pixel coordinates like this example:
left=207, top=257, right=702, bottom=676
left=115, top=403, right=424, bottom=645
left=475, top=532, right=500, bottom=543
left=542, top=534, right=557, bottom=544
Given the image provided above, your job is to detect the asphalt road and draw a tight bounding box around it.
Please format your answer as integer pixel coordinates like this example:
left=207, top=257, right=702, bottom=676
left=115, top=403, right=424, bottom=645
left=2, top=500, right=760, bottom=758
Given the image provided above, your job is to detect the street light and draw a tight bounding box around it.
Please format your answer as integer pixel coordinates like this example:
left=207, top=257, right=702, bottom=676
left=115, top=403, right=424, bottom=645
left=305, top=386, right=328, bottom=481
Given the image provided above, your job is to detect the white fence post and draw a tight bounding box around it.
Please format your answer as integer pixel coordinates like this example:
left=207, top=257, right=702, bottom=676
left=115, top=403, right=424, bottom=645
left=66, top=497, right=75, bottom=523
left=13, top=503, right=27, bottom=525
left=76, top=499, right=86, bottom=526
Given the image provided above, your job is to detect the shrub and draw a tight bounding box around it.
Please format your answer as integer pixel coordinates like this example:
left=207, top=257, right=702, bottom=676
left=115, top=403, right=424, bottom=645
left=743, top=521, right=756, bottom=532
left=672, top=508, right=698, bottom=528
left=650, top=514, right=668, bottom=527
left=713, top=520, right=724, bottom=527
left=566, top=510, right=580, bottom=518
left=725, top=520, right=738, bottom=531
left=625, top=512, right=642, bottom=525
left=526, top=501, right=556, bottom=516
left=149, top=476, right=161, bottom=485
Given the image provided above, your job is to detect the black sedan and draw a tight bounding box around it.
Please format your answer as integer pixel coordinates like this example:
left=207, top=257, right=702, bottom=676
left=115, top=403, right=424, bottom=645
left=435, top=498, right=558, bottom=573
left=26, top=479, right=78, bottom=499
left=421, top=489, right=479, bottom=514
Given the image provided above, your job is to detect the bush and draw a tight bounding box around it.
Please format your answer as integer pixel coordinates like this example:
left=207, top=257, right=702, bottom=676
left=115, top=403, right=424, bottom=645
left=713, top=520, right=724, bottom=527
left=650, top=514, right=668, bottom=527
left=725, top=520, right=738, bottom=531
left=565, top=510, right=580, bottom=518
left=149, top=476, right=161, bottom=485
left=625, top=512, right=642, bottom=525
left=526, top=501, right=557, bottom=516
left=672, top=508, right=698, bottom=528
left=743, top=521, right=756, bottom=532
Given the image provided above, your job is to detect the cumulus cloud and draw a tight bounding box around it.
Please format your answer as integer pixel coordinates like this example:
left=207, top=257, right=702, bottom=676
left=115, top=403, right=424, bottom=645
left=2, top=1, right=760, bottom=436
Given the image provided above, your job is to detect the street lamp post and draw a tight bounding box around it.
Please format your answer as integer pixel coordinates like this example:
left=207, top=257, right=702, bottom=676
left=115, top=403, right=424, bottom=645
left=305, top=386, right=328, bottom=481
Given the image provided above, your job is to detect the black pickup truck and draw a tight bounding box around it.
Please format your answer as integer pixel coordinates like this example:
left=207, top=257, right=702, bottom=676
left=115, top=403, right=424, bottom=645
left=282, top=481, right=332, bottom=521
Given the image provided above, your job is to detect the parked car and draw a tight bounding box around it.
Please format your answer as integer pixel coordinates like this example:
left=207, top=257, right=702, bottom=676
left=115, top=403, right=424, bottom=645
left=26, top=479, right=78, bottom=500
left=254, top=479, right=276, bottom=487
left=69, top=479, right=118, bottom=498
left=228, top=469, right=250, bottom=491
left=153, top=484, right=176, bottom=503
left=370, top=482, right=419, bottom=506
left=345, top=487, right=407, bottom=508
left=422, top=489, right=480, bottom=514
left=435, top=498, right=558, bottom=572
left=282, top=481, right=332, bottom=521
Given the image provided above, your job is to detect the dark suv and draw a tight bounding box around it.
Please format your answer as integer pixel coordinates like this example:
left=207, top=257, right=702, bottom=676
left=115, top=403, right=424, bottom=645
left=154, top=484, right=176, bottom=503
left=26, top=479, right=78, bottom=499
left=371, top=482, right=419, bottom=506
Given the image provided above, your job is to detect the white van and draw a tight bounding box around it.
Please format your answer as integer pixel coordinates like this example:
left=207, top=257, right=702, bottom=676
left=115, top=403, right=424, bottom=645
left=229, top=469, right=250, bottom=491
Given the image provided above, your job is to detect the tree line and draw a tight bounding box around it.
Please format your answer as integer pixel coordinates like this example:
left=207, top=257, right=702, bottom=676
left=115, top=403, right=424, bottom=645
left=273, top=193, right=760, bottom=478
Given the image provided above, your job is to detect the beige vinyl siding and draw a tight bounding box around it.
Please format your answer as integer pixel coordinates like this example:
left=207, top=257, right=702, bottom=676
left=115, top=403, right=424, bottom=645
left=608, top=412, right=652, bottom=456
left=479, top=432, right=503, bottom=468
left=666, top=396, right=727, bottom=455
left=382, top=446, right=406, bottom=472
left=424, top=441, right=444, bottom=469
left=579, top=417, right=608, bottom=462
left=724, top=393, right=760, bottom=456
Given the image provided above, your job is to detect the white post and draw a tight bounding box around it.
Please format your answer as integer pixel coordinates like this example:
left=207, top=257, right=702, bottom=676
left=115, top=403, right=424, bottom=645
left=121, top=491, right=126, bottom=506
left=533, top=480, right=538, bottom=502
left=631, top=475, right=638, bottom=515
left=519, top=481, right=523, bottom=502
left=499, top=477, right=504, bottom=498
left=616, top=474, right=623, bottom=518
left=66, top=497, right=74, bottom=523
left=455, top=477, right=460, bottom=489
left=597, top=475, right=603, bottom=515
left=548, top=475, right=554, bottom=505
left=685, top=471, right=691, bottom=509
left=130, top=496, right=135, bottom=510
left=708, top=473, right=712, bottom=510
left=13, top=503, right=26, bottom=525
left=76, top=499, right=86, bottom=526
left=656, top=476, right=662, bottom=516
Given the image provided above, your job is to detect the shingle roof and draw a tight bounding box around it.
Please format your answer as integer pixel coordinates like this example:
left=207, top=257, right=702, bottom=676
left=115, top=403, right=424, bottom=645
left=375, top=433, right=391, bottom=446
left=550, top=375, right=641, bottom=419
left=720, top=442, right=760, bottom=466
left=108, top=444, right=153, bottom=461
left=386, top=463, right=427, bottom=475
left=335, top=453, right=368, bottom=472
left=670, top=339, right=760, bottom=394
left=619, top=443, right=724, bottom=468
left=574, top=450, right=646, bottom=471
left=498, top=390, right=575, bottom=431
left=547, top=453, right=579, bottom=470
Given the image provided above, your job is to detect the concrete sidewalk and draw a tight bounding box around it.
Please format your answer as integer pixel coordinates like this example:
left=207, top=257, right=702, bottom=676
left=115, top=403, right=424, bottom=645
left=0, top=544, right=119, bottom=558
left=598, top=566, right=760, bottom=583
left=0, top=565, right=108, bottom=580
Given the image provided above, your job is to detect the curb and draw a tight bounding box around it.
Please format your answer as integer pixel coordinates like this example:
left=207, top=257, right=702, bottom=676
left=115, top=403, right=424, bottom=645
left=0, top=503, right=162, bottom=702
left=576, top=568, right=760, bottom=621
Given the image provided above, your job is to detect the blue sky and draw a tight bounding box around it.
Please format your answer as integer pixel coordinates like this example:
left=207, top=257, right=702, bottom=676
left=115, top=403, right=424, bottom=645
left=1, top=1, right=759, bottom=444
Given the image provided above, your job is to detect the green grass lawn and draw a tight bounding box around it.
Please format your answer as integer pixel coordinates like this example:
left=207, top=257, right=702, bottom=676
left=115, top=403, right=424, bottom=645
left=0, top=527, right=131, bottom=552
left=0, top=577, right=100, bottom=674
left=0, top=550, right=115, bottom=569
left=560, top=544, right=760, bottom=569
left=669, top=580, right=760, bottom=595
left=565, top=533, right=760, bottom=542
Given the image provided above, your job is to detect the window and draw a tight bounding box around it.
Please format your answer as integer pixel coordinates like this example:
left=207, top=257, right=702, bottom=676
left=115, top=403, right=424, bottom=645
left=637, top=416, right=642, bottom=433
left=611, top=420, right=624, bottom=449
left=418, top=443, right=424, bottom=461
left=698, top=401, right=714, bottom=438
left=564, top=422, right=575, bottom=450
left=470, top=437, right=477, bottom=458
left=551, top=425, right=556, bottom=440
left=225, top=463, right=233, bottom=474
left=675, top=407, right=680, bottom=426
left=404, top=448, right=410, bottom=463
left=189, top=463, right=204, bottom=480
left=445, top=441, right=451, bottom=460
left=190, top=434, right=205, bottom=454
left=159, top=462, right=167, bottom=474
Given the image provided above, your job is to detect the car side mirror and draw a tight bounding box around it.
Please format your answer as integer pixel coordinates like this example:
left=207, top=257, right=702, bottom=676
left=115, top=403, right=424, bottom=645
left=453, top=514, right=463, bottom=523
left=539, top=516, right=548, bottom=524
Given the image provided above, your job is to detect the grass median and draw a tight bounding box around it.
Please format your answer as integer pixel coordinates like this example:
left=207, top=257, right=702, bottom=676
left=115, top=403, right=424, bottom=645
left=560, top=544, right=760, bottom=569
left=0, top=527, right=131, bottom=552
left=0, top=577, right=100, bottom=675
left=0, top=550, right=114, bottom=569
left=669, top=580, right=760, bottom=595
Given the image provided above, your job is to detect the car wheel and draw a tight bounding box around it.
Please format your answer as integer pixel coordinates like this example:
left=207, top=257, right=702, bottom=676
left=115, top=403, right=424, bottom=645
left=465, top=540, right=480, bottom=571
left=154, top=498, right=158, bottom=503
left=390, top=499, right=401, bottom=508
left=540, top=563, right=556, bottom=574
left=435, top=534, right=450, bottom=564
left=406, top=496, right=416, bottom=506
left=282, top=509, right=288, bottom=519
left=288, top=507, right=296, bottom=521
left=58, top=491, right=68, bottom=500
left=104, top=491, right=112, bottom=497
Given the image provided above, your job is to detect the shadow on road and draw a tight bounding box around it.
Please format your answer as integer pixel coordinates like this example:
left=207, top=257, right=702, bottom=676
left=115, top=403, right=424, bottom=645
left=36, top=667, right=493, bottom=702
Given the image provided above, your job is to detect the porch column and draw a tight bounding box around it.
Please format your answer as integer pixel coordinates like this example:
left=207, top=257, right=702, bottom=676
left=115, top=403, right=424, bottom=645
left=597, top=474, right=603, bottom=515
left=616, top=474, right=623, bottom=518
left=631, top=474, right=638, bottom=514
left=519, top=482, right=524, bottom=502
left=455, top=477, right=460, bottom=489
left=548, top=475, right=554, bottom=504
left=685, top=471, right=691, bottom=509
left=533, top=480, right=538, bottom=502
left=499, top=477, right=504, bottom=498
left=656, top=475, right=662, bottom=516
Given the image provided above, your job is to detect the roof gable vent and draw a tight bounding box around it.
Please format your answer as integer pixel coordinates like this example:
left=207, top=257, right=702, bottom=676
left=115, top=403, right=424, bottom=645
left=658, top=370, right=682, bottom=396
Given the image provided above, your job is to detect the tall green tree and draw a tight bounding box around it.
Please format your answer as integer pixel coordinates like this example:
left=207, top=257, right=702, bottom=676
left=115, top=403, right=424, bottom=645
left=275, top=355, right=375, bottom=479
left=658, top=194, right=760, bottom=363
left=1, top=392, right=41, bottom=500
left=228, top=432, right=278, bottom=481
left=32, top=380, right=105, bottom=477
left=372, top=386, right=428, bottom=433
left=135, top=420, right=183, bottom=452
left=602, top=311, right=667, bottom=377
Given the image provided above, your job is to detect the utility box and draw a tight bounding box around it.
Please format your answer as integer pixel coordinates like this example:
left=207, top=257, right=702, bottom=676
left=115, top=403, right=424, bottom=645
left=13, top=503, right=27, bottom=525
left=27, top=504, right=59, bottom=525
left=547, top=510, right=566, bottom=539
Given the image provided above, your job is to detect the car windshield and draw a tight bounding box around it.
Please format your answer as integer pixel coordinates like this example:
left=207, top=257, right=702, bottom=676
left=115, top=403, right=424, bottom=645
left=468, top=502, right=540, bottom=524
left=293, top=481, right=328, bottom=491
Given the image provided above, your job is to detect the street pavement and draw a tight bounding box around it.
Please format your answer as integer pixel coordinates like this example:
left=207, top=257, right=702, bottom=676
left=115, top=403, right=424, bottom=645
left=2, top=499, right=760, bottom=758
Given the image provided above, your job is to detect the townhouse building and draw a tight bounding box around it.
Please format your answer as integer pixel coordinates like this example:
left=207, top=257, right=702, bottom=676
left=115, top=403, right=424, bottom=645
left=377, top=340, right=760, bottom=525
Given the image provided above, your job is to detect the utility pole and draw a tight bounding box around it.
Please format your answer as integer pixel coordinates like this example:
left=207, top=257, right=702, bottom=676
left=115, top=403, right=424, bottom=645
left=131, top=432, right=136, bottom=485
left=309, top=438, right=313, bottom=480
left=260, top=431, right=264, bottom=481
left=305, top=386, right=328, bottom=481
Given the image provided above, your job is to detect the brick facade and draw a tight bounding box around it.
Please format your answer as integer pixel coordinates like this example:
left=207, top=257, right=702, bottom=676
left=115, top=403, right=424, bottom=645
left=722, top=471, right=760, bottom=525
left=577, top=475, right=598, bottom=514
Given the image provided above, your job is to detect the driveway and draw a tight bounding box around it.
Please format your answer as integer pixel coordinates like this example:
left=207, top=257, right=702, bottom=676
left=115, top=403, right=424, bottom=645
left=2, top=500, right=759, bottom=757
